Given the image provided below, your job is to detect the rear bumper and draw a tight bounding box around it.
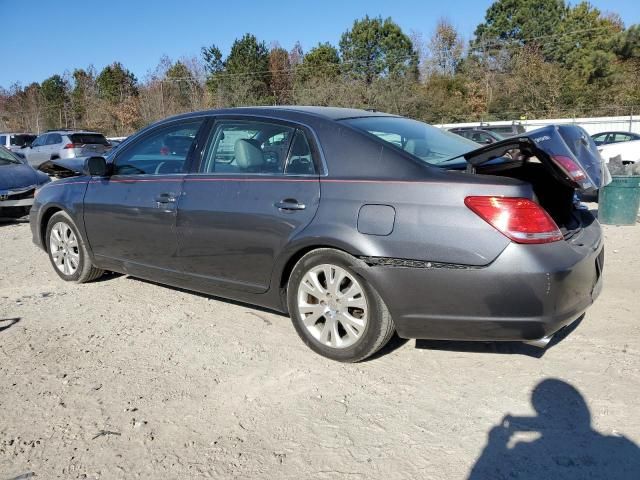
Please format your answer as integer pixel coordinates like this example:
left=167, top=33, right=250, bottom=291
left=358, top=220, right=603, bottom=342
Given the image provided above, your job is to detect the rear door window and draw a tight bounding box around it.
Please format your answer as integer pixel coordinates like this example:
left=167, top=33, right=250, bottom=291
left=0, top=136, right=6, bottom=146
left=46, top=133, right=62, bottom=145
left=201, top=120, right=295, bottom=174
left=613, top=133, right=631, bottom=143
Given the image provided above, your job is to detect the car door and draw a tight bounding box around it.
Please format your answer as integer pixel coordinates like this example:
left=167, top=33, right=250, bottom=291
left=177, top=117, right=321, bottom=293
left=83, top=118, right=206, bottom=278
left=45, top=133, right=62, bottom=159
left=27, top=134, right=47, bottom=166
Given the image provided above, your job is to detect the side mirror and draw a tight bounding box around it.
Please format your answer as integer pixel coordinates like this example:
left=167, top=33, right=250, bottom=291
left=86, top=156, right=109, bottom=176
left=483, top=138, right=494, bottom=144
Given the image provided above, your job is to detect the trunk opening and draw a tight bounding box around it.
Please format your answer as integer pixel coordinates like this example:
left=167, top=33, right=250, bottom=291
left=457, top=125, right=605, bottom=240
left=473, top=160, right=587, bottom=239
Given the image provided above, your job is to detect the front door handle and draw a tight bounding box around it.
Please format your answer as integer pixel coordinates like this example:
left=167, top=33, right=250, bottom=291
left=155, top=192, right=178, bottom=204
left=155, top=192, right=178, bottom=210
left=275, top=198, right=306, bottom=211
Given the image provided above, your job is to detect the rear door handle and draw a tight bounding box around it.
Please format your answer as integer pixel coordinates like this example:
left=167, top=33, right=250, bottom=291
left=275, top=198, right=306, bottom=211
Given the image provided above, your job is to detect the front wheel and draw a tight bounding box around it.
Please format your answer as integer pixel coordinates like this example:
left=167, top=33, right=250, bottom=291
left=46, top=211, right=104, bottom=283
left=287, top=248, right=395, bottom=362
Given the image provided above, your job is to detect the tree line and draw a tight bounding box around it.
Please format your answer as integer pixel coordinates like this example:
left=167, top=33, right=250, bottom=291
left=1, top=0, right=638, bottom=136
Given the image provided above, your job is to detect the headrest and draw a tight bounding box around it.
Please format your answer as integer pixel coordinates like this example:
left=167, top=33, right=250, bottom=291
left=404, top=139, right=431, bottom=157
left=235, top=139, right=264, bottom=169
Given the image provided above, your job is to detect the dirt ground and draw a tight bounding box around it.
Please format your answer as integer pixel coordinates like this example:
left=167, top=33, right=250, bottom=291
left=1, top=214, right=639, bottom=479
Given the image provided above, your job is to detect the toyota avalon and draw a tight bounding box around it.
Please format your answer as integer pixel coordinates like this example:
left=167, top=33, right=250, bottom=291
left=29, top=107, right=606, bottom=361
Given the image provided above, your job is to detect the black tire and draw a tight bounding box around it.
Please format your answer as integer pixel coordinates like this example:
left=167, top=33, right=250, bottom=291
left=287, top=248, right=395, bottom=362
left=45, top=211, right=103, bottom=283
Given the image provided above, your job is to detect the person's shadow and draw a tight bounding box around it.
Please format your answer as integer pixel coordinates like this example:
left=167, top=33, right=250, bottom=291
left=468, top=379, right=640, bottom=479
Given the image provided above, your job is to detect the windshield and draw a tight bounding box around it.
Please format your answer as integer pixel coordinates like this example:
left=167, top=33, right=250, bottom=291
left=0, top=147, right=22, bottom=165
left=342, top=116, right=478, bottom=166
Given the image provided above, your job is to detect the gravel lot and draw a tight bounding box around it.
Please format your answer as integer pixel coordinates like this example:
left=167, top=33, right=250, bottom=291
left=1, top=214, right=639, bottom=479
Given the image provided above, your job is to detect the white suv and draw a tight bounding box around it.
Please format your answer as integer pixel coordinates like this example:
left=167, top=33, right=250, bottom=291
left=23, top=130, right=110, bottom=167
left=0, top=132, right=37, bottom=153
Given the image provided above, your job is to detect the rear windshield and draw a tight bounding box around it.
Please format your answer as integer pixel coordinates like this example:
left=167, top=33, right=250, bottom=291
left=10, top=134, right=37, bottom=147
left=342, top=116, right=478, bottom=167
left=69, top=133, right=109, bottom=145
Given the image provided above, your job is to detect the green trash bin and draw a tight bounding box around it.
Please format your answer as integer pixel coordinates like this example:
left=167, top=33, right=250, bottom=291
left=598, top=175, right=640, bottom=225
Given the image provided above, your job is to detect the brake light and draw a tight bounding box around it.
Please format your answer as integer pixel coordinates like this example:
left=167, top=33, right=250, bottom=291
left=465, top=196, right=563, bottom=244
left=552, top=155, right=588, bottom=183
left=63, top=143, right=82, bottom=149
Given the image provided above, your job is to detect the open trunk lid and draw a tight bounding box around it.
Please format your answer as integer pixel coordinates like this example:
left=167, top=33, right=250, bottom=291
left=461, top=125, right=609, bottom=192
left=38, top=157, right=86, bottom=178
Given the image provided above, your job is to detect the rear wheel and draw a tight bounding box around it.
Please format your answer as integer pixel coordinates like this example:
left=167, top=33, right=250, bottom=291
left=287, top=248, right=395, bottom=362
left=46, top=211, right=103, bottom=283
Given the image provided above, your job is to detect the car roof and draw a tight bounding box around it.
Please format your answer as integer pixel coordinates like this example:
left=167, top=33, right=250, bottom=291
left=43, top=130, right=101, bottom=134
left=164, top=106, right=398, bottom=123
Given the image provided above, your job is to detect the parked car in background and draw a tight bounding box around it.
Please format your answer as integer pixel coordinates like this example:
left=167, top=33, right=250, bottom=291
left=591, top=131, right=640, bottom=146
left=30, top=107, right=605, bottom=361
left=0, top=146, right=50, bottom=218
left=598, top=139, right=640, bottom=164
left=23, top=130, right=110, bottom=167
left=0, top=132, right=37, bottom=153
left=107, top=137, right=127, bottom=150
left=451, top=123, right=526, bottom=139
left=449, top=128, right=504, bottom=144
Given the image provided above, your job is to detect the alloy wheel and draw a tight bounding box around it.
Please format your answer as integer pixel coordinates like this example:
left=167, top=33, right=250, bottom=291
left=49, top=221, right=80, bottom=276
left=297, top=264, right=368, bottom=349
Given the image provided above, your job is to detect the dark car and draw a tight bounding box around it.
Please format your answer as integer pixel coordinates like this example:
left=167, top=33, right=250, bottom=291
left=0, top=146, right=50, bottom=218
left=29, top=107, right=606, bottom=361
left=449, top=128, right=505, bottom=144
left=450, top=123, right=526, bottom=139
left=591, top=131, right=640, bottom=146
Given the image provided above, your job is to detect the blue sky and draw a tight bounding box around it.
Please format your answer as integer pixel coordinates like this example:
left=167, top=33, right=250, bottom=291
left=2, top=0, right=638, bottom=88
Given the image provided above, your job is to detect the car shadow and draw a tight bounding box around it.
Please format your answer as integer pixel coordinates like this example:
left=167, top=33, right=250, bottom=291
left=414, top=316, right=584, bottom=359
left=91, top=271, right=124, bottom=283
left=364, top=333, right=410, bottom=361
left=0, top=216, right=30, bottom=226
left=0, top=317, right=21, bottom=333
left=96, top=273, right=583, bottom=361
left=127, top=276, right=288, bottom=318
left=467, top=378, right=640, bottom=479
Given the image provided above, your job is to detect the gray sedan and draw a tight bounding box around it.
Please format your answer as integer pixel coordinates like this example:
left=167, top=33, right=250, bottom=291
left=29, top=107, right=606, bottom=361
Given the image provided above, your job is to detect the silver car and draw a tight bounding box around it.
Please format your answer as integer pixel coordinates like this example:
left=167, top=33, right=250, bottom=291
left=23, top=130, right=110, bottom=167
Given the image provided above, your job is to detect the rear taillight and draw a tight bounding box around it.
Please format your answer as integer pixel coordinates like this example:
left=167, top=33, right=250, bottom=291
left=63, top=143, right=82, bottom=149
left=551, top=155, right=588, bottom=183
left=465, top=196, right=563, bottom=244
